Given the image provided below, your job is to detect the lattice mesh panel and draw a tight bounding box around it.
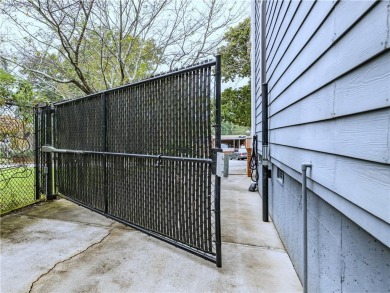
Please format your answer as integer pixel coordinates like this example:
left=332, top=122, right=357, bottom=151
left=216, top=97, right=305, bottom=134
left=54, top=62, right=218, bottom=260
left=106, top=156, right=214, bottom=253
left=55, top=94, right=103, bottom=151
left=106, top=68, right=212, bottom=158
left=57, top=153, right=105, bottom=211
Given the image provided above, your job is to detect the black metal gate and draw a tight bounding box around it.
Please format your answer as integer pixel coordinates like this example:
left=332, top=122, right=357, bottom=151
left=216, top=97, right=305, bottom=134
left=37, top=57, right=222, bottom=266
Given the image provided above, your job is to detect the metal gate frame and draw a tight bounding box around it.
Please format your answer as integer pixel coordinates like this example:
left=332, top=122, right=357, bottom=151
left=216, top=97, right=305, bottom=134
left=37, top=56, right=222, bottom=267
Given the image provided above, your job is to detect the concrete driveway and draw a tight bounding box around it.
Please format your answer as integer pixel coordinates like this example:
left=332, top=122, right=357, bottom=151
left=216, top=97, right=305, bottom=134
left=1, top=160, right=302, bottom=292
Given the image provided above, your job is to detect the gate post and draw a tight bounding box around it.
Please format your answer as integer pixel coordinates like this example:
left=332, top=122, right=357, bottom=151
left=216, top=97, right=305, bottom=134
left=102, top=92, right=108, bottom=214
left=34, top=106, right=40, bottom=200
left=45, top=105, right=55, bottom=200
left=215, top=54, right=222, bottom=267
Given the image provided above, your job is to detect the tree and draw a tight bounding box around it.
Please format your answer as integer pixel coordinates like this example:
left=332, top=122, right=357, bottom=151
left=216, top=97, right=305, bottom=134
left=219, top=17, right=251, bottom=128
left=0, top=68, right=53, bottom=106
left=0, top=68, right=35, bottom=106
left=220, top=17, right=250, bottom=82
left=0, top=0, right=248, bottom=98
left=0, top=69, right=38, bottom=151
left=221, top=83, right=250, bottom=127
left=221, top=121, right=249, bottom=135
left=0, top=69, right=14, bottom=102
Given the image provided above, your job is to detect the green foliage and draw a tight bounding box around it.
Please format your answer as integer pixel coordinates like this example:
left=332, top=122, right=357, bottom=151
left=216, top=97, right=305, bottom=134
left=0, top=69, right=15, bottom=101
left=0, top=68, right=34, bottom=106
left=80, top=32, right=161, bottom=90
left=23, top=31, right=162, bottom=97
left=11, top=80, right=34, bottom=106
left=0, top=68, right=51, bottom=107
left=222, top=121, right=249, bottom=135
left=221, top=83, right=251, bottom=127
left=219, top=18, right=251, bottom=128
left=220, top=18, right=251, bottom=82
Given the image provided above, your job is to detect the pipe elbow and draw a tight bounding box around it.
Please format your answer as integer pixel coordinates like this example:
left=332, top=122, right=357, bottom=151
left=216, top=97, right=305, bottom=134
left=301, top=163, right=312, bottom=171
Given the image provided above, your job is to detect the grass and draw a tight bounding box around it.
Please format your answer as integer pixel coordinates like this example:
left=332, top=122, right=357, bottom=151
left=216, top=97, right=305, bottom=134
left=0, top=166, right=37, bottom=214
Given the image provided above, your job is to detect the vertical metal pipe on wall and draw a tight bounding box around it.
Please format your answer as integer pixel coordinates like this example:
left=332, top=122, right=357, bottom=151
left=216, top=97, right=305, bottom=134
left=301, top=163, right=312, bottom=293
left=261, top=83, right=269, bottom=222
left=261, top=0, right=269, bottom=222
left=215, top=54, right=222, bottom=268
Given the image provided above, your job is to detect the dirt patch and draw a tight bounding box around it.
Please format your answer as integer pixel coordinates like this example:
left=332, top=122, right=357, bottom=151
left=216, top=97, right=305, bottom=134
left=1, top=200, right=51, bottom=217
left=0, top=215, right=39, bottom=240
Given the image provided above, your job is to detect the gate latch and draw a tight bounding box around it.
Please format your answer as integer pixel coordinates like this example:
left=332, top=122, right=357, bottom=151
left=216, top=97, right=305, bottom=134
left=216, top=152, right=224, bottom=177
left=155, top=154, right=163, bottom=167
left=42, top=145, right=56, bottom=153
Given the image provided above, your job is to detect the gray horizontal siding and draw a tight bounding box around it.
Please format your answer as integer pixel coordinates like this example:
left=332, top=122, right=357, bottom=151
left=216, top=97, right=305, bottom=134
left=268, top=0, right=337, bottom=91
left=270, top=1, right=388, bottom=116
left=266, top=1, right=284, bottom=46
left=266, top=1, right=290, bottom=51
left=269, top=52, right=390, bottom=129
left=265, top=0, right=273, bottom=22
left=270, top=108, right=390, bottom=164
left=266, top=0, right=278, bottom=35
left=266, top=0, right=314, bottom=75
left=269, top=0, right=377, bottom=105
left=253, top=0, right=390, bottom=243
left=266, top=1, right=301, bottom=66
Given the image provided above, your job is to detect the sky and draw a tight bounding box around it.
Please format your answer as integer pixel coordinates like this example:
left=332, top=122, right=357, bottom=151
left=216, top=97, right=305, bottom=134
left=0, top=0, right=250, bottom=92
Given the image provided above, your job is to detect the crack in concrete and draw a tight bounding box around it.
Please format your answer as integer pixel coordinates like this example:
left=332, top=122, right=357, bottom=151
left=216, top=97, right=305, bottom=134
left=222, top=241, right=286, bottom=252
left=28, top=227, right=115, bottom=293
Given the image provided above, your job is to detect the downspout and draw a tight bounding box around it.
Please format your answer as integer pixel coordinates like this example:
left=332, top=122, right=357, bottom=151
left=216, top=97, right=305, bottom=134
left=261, top=0, right=269, bottom=222
left=301, top=163, right=312, bottom=293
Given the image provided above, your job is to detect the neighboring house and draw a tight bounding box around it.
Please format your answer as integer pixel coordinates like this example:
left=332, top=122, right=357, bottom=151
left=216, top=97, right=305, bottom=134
left=212, top=135, right=251, bottom=152
left=251, top=0, right=389, bottom=292
left=221, top=135, right=247, bottom=150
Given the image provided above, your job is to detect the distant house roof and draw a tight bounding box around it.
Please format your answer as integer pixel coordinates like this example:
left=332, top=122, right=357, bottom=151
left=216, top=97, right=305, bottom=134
left=212, top=135, right=247, bottom=140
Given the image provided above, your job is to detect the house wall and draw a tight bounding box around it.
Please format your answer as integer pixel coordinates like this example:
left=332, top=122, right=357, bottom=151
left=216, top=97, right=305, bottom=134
left=252, top=0, right=390, bottom=291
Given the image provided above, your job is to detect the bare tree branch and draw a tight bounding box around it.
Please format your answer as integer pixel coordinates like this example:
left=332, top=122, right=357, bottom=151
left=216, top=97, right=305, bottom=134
left=0, top=0, right=248, bottom=98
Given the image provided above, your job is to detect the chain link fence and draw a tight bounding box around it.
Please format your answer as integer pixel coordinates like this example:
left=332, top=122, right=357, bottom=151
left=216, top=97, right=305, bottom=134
left=0, top=103, right=39, bottom=214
